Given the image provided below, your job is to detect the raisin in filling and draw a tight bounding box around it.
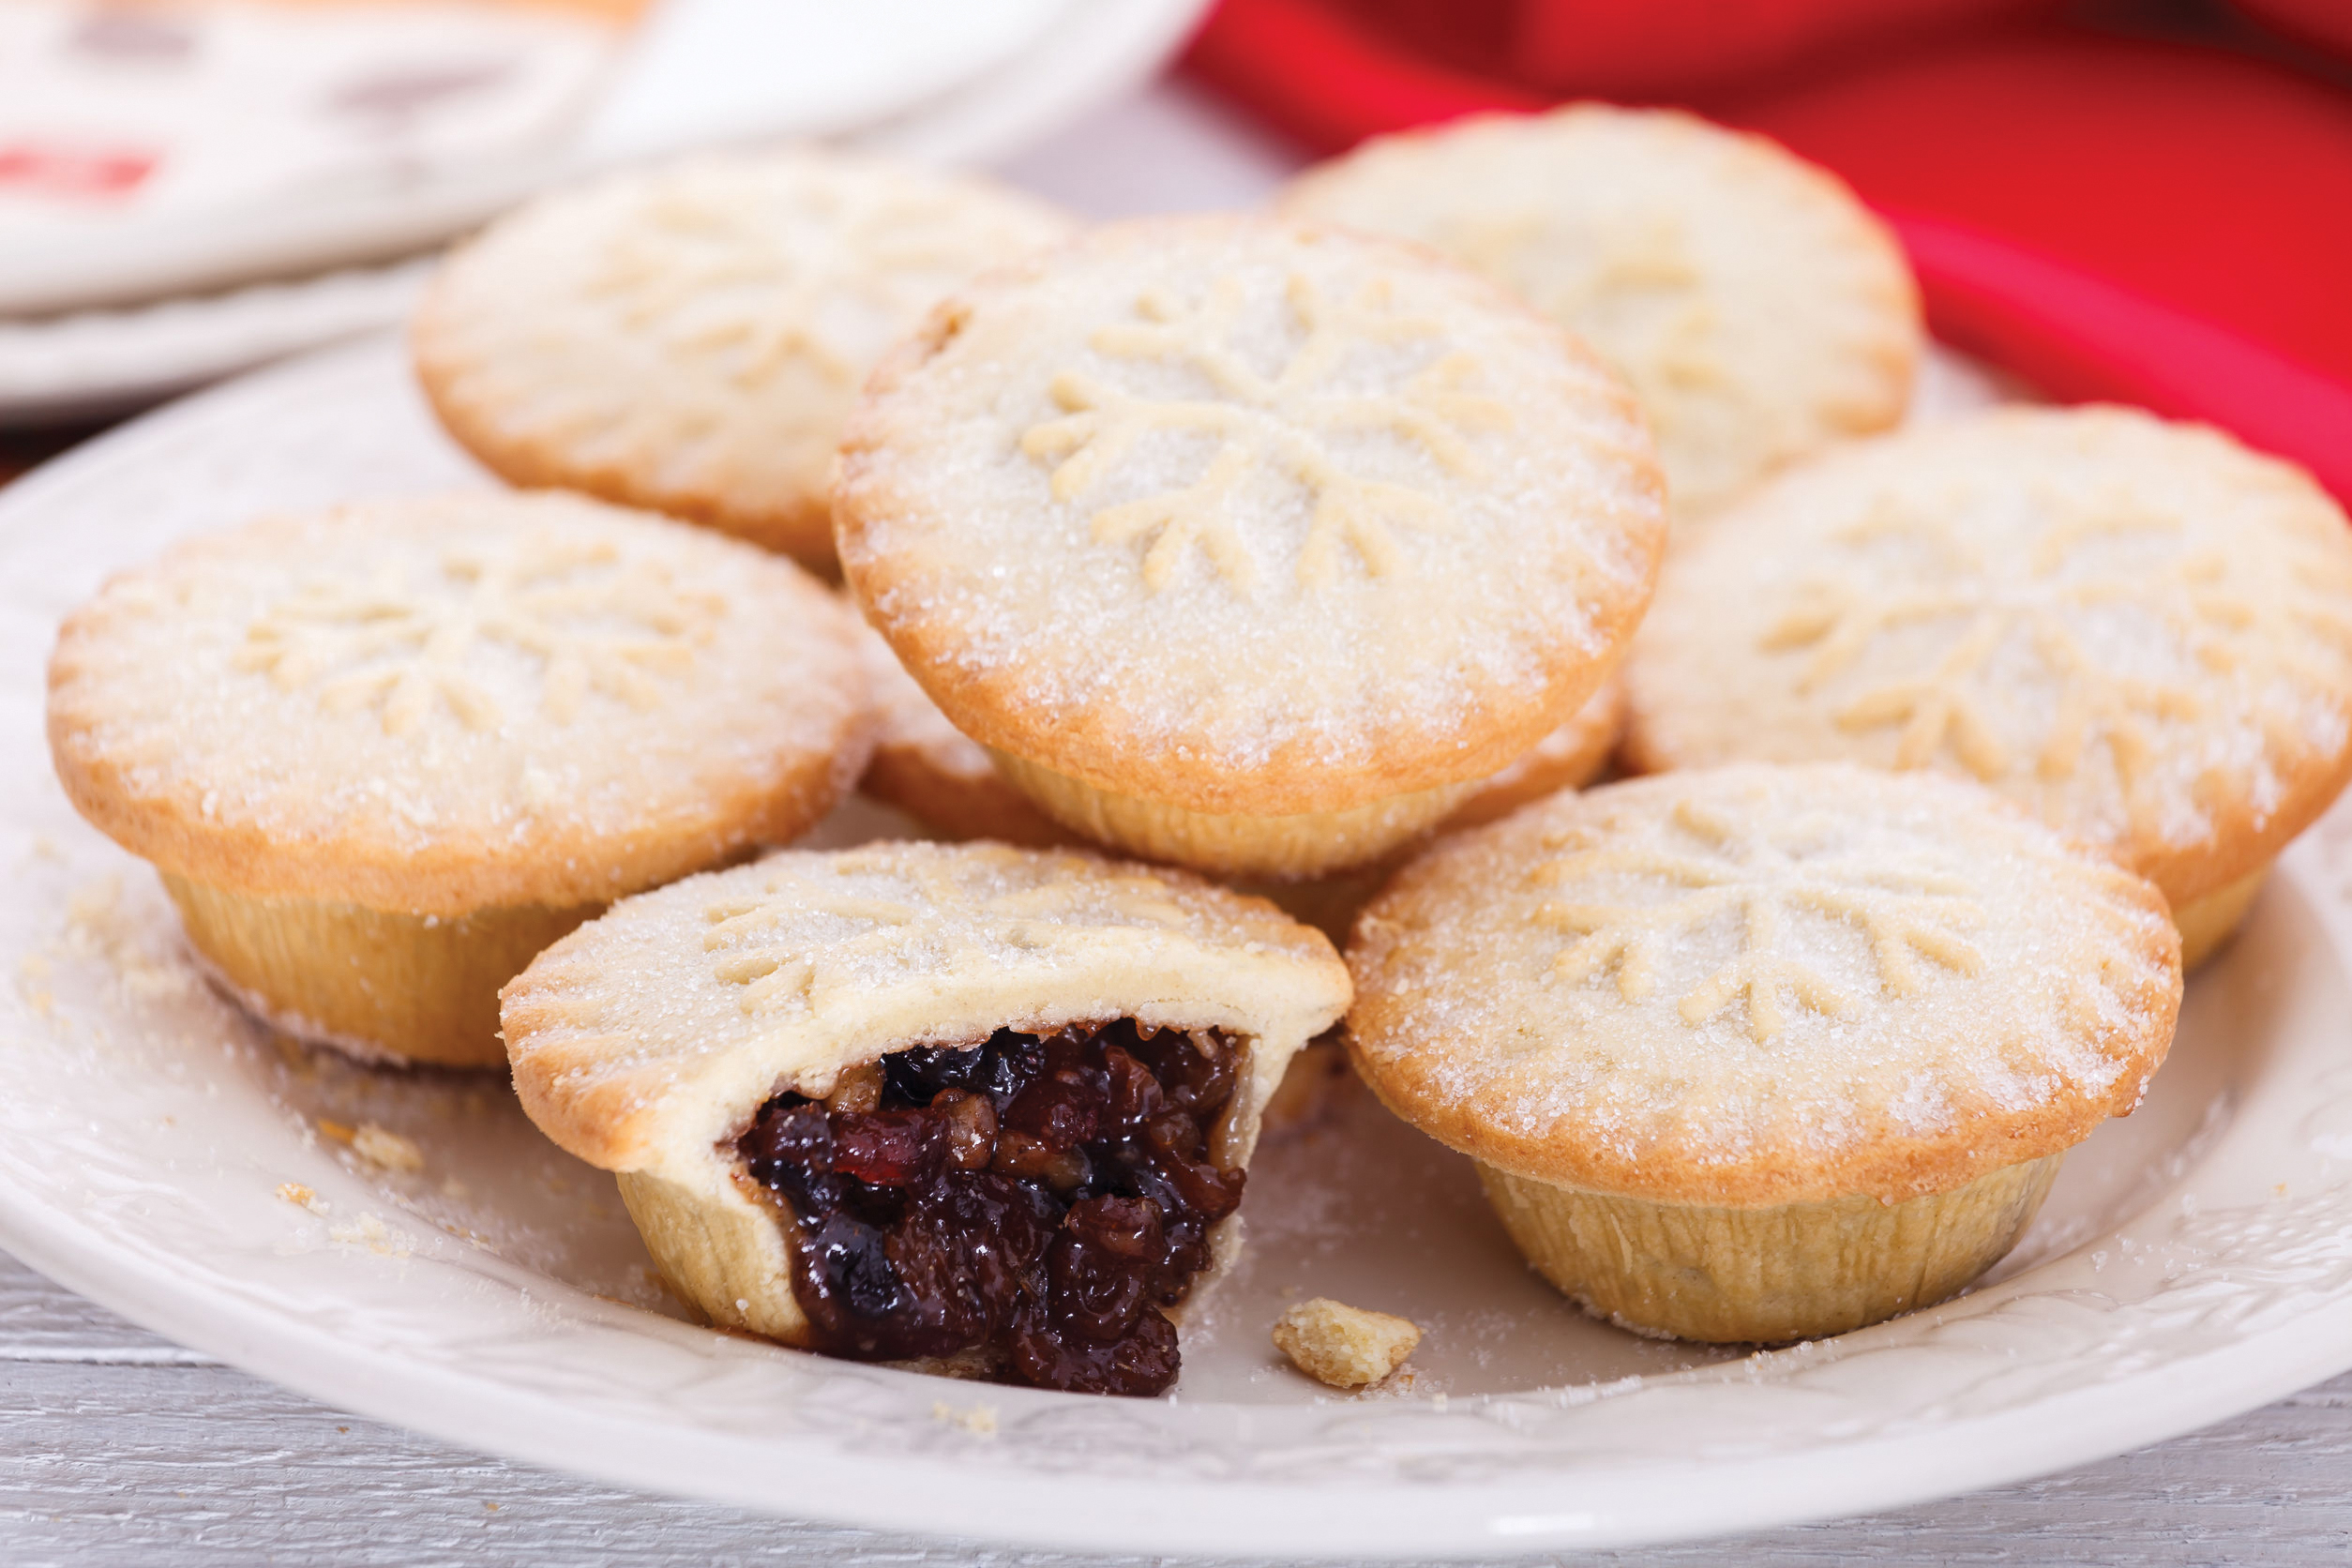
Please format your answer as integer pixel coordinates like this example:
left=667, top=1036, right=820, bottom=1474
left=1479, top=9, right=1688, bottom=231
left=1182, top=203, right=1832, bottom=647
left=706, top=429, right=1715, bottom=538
left=735, top=1020, right=1245, bottom=1397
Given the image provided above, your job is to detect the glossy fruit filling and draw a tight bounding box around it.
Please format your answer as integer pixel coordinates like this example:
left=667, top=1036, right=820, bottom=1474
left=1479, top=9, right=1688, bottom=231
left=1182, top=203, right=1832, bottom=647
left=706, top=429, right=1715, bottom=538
left=735, top=1020, right=1246, bottom=1397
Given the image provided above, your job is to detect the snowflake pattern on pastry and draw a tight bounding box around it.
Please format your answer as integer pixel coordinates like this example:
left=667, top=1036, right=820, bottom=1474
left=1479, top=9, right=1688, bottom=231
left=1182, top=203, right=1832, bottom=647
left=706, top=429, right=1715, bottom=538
left=1532, top=794, right=1985, bottom=1042
left=581, top=176, right=978, bottom=391
left=1760, top=490, right=2352, bottom=837
left=235, top=535, right=724, bottom=736
left=1434, top=207, right=1729, bottom=414
left=1019, top=272, right=1515, bottom=594
left=703, top=847, right=1199, bottom=1016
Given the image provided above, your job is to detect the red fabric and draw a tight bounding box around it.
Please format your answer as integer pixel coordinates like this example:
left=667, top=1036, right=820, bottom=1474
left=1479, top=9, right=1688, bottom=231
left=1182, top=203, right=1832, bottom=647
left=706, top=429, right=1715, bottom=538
left=1181, top=0, right=2352, bottom=503
left=1726, top=30, right=2352, bottom=394
left=1509, top=0, right=2051, bottom=98
left=1893, top=211, right=2352, bottom=502
left=1183, top=0, right=1541, bottom=151
left=2231, top=0, right=2352, bottom=61
left=1327, top=0, right=2058, bottom=96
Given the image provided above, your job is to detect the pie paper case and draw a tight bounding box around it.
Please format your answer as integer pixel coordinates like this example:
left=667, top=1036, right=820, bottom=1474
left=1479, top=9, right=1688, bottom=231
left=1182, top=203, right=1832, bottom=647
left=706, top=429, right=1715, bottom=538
left=4, top=338, right=2352, bottom=1557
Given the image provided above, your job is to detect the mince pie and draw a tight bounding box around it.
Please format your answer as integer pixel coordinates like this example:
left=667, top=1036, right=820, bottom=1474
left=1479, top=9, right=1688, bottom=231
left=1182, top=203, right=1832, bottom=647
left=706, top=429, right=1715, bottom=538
left=1346, top=762, right=2180, bottom=1343
left=501, top=840, right=1351, bottom=1395
left=1625, top=406, right=2352, bottom=966
left=1282, top=104, right=1920, bottom=518
left=414, top=148, right=1074, bottom=571
left=835, top=215, right=1666, bottom=879
left=46, top=491, right=870, bottom=1066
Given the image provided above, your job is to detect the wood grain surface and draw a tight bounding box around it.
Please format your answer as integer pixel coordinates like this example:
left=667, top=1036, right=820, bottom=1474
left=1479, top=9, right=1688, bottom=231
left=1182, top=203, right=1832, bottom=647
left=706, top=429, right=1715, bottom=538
left=2, top=1250, right=2348, bottom=1565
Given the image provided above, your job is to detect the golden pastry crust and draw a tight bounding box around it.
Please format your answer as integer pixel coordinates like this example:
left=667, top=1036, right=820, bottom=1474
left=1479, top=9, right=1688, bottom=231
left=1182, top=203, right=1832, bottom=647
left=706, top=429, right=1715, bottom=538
left=159, top=878, right=592, bottom=1069
left=1441, top=675, right=1623, bottom=830
left=413, top=148, right=1074, bottom=567
left=852, top=623, right=1071, bottom=847
left=1272, top=1297, right=1421, bottom=1387
left=47, top=491, right=872, bottom=913
left=1623, top=406, right=2352, bottom=909
left=1346, top=763, right=2180, bottom=1207
left=503, top=842, right=1350, bottom=1343
left=837, top=215, right=1666, bottom=818
left=1281, top=105, right=1921, bottom=516
left=981, top=748, right=1477, bottom=880
left=1479, top=1152, right=2063, bottom=1343
left=1229, top=680, right=1625, bottom=937
left=505, top=840, right=1352, bottom=1172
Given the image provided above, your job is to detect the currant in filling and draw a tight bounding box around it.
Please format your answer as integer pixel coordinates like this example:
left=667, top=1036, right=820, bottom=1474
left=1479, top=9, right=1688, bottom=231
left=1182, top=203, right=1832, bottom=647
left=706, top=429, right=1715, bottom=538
left=735, top=1020, right=1246, bottom=1397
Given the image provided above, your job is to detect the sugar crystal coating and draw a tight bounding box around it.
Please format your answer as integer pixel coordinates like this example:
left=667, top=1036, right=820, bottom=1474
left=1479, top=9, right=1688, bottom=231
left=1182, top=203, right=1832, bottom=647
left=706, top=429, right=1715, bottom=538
left=414, top=148, right=1074, bottom=557
left=1627, top=407, right=2352, bottom=903
left=46, top=491, right=870, bottom=912
left=1021, top=268, right=1516, bottom=594
left=852, top=621, right=1068, bottom=846
left=502, top=839, right=1352, bottom=1172
left=1348, top=764, right=2181, bottom=1206
left=855, top=622, right=995, bottom=787
left=1282, top=106, right=1921, bottom=515
left=1443, top=676, right=1624, bottom=829
left=837, top=217, right=1666, bottom=815
left=1273, top=1297, right=1422, bottom=1388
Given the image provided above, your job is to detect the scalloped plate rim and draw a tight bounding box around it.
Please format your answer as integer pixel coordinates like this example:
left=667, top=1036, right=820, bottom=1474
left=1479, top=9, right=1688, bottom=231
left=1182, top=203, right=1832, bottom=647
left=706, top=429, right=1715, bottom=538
left=5, top=1185, right=2352, bottom=1559
left=1, top=339, right=2351, bottom=1558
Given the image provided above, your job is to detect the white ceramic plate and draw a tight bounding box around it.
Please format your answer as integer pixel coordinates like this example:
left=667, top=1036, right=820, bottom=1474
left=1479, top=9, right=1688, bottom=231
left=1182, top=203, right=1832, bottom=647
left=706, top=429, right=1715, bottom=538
left=0, top=257, right=430, bottom=425
left=4, top=339, right=2352, bottom=1558
left=0, top=0, right=621, bottom=313
left=0, top=0, right=1209, bottom=424
left=0, top=0, right=1207, bottom=319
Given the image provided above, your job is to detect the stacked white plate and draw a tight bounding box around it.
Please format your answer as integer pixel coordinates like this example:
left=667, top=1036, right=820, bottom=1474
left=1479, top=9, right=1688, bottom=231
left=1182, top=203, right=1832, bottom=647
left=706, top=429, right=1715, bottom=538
left=0, top=0, right=1211, bottom=422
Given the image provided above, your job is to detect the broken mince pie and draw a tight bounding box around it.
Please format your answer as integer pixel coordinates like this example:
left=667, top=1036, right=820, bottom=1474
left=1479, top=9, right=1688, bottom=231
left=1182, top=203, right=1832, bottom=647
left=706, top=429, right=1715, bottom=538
left=501, top=841, right=1350, bottom=1395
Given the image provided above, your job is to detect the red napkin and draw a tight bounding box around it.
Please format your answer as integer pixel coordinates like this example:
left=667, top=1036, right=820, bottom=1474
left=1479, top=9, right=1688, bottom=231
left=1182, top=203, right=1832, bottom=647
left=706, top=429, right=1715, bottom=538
left=2233, top=0, right=2352, bottom=58
left=1184, top=0, right=2352, bottom=503
left=1363, top=0, right=2058, bottom=98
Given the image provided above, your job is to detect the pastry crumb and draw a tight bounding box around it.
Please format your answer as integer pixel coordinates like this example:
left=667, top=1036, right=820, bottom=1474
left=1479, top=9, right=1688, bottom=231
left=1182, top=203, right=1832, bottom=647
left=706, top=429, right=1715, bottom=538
left=16, top=953, right=54, bottom=1018
left=58, top=876, right=194, bottom=1002
left=930, top=1399, right=999, bottom=1437
left=274, top=1182, right=325, bottom=1214
left=351, top=1123, right=425, bottom=1173
left=1273, top=1297, right=1422, bottom=1389
left=328, top=1211, right=413, bottom=1258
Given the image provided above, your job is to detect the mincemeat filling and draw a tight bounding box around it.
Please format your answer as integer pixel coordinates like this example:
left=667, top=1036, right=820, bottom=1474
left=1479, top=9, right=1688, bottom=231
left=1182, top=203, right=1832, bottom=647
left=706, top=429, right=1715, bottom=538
left=735, top=1020, right=1245, bottom=1397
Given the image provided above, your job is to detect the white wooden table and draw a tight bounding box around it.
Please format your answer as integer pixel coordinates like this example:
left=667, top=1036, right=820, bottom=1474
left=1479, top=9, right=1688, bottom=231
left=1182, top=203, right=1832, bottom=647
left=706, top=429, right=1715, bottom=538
left=4, top=1249, right=2348, bottom=1563
left=8, top=74, right=2352, bottom=1568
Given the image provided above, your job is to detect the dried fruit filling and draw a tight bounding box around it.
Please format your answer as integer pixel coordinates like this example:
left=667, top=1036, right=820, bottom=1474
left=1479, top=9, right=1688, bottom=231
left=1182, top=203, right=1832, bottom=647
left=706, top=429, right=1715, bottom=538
left=736, top=1020, right=1247, bottom=1397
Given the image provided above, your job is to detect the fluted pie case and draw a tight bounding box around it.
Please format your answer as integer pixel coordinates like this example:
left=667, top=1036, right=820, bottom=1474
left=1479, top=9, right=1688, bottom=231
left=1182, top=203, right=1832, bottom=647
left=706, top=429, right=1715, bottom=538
left=3, top=339, right=2352, bottom=1557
